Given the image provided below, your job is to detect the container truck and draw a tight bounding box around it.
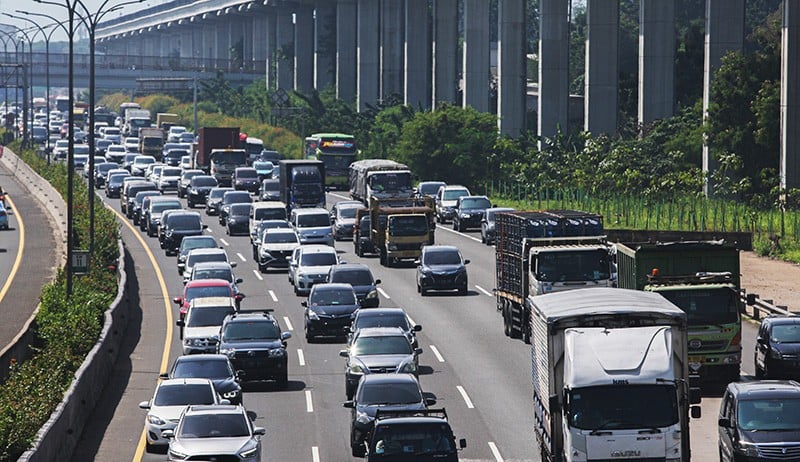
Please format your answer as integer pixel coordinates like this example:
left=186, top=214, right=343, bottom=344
left=193, top=127, right=240, bottom=173
left=530, top=287, right=701, bottom=462
left=612, top=236, right=743, bottom=383
left=124, top=109, right=151, bottom=137
left=279, top=160, right=326, bottom=212
left=349, top=159, right=415, bottom=208
left=138, top=127, right=164, bottom=160
left=494, top=210, right=613, bottom=342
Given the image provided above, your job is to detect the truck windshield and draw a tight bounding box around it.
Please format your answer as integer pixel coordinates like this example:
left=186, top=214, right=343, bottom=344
left=535, top=250, right=611, bottom=282
left=211, top=151, right=247, bottom=165
left=370, top=172, right=412, bottom=193
left=293, top=185, right=322, bottom=201
left=659, top=287, right=738, bottom=325
left=389, top=216, right=429, bottom=236
left=370, top=422, right=455, bottom=456
left=568, top=384, right=678, bottom=430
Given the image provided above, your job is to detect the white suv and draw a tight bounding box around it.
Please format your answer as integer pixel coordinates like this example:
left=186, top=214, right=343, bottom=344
left=291, top=245, right=341, bottom=295
left=435, top=185, right=471, bottom=223
left=290, top=207, right=335, bottom=247
left=178, top=296, right=237, bottom=354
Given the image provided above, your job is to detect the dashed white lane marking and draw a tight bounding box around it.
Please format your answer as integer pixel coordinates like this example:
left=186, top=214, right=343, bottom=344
left=439, top=225, right=482, bottom=243
left=456, top=385, right=475, bottom=409
left=297, top=349, right=306, bottom=366
left=236, top=252, right=246, bottom=262
left=475, top=284, right=493, bottom=297
left=328, top=192, right=350, bottom=200
left=252, top=270, right=263, bottom=281
left=377, top=287, right=390, bottom=299
left=311, top=446, right=320, bottom=462
left=269, top=290, right=278, bottom=302
left=220, top=238, right=229, bottom=246
left=205, top=228, right=213, bottom=233
left=488, top=442, right=504, bottom=462
left=283, top=316, right=294, bottom=331
left=429, top=345, right=445, bottom=363
left=306, top=390, right=314, bottom=413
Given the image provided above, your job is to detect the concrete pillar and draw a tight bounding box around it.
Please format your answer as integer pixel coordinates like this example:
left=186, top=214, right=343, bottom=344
left=160, top=33, right=173, bottom=58
left=144, top=34, right=157, bottom=57
left=538, top=0, right=569, bottom=140
left=585, top=0, right=619, bottom=136
left=462, top=0, right=490, bottom=112
left=295, top=4, right=315, bottom=93
left=276, top=5, right=295, bottom=91
left=265, top=10, right=277, bottom=89
left=358, top=0, right=380, bottom=110
left=315, top=1, right=337, bottom=90
left=781, top=1, right=800, bottom=191
left=702, top=0, right=744, bottom=196
left=381, top=0, right=404, bottom=100
left=432, top=0, right=458, bottom=106
left=180, top=30, right=192, bottom=58
left=405, top=0, right=430, bottom=109
left=241, top=16, right=253, bottom=68
left=638, top=0, right=675, bottom=125
left=200, top=23, right=214, bottom=68
left=215, top=22, right=230, bottom=64
left=252, top=15, right=268, bottom=69
left=498, top=0, right=527, bottom=136
left=337, top=0, right=358, bottom=102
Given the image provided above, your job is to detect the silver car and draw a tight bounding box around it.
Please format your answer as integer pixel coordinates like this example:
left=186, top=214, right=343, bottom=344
left=163, top=404, right=264, bottom=461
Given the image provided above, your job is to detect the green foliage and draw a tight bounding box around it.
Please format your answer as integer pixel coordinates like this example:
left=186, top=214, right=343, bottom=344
left=137, top=94, right=181, bottom=115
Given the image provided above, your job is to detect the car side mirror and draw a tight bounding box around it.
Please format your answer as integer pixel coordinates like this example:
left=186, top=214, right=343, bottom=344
left=339, top=350, right=349, bottom=358
left=253, top=427, right=266, bottom=436
left=425, top=397, right=437, bottom=406
left=138, top=401, right=151, bottom=410
left=235, top=278, right=244, bottom=284
left=158, top=372, right=168, bottom=379
left=718, top=417, right=731, bottom=428
left=176, top=320, right=185, bottom=327
left=413, top=259, right=421, bottom=265
left=281, top=332, right=292, bottom=341
left=301, top=301, right=308, bottom=307
left=202, top=224, right=208, bottom=229
left=230, top=262, right=237, bottom=268
left=343, top=400, right=355, bottom=408
left=235, top=293, right=245, bottom=301
left=236, top=370, right=246, bottom=378
left=173, top=297, right=183, bottom=305
left=691, top=406, right=702, bottom=419
left=374, top=279, right=381, bottom=285
left=459, top=438, right=467, bottom=449
left=161, top=430, right=175, bottom=439
left=220, top=399, right=231, bottom=405
left=464, top=259, right=471, bottom=265
left=756, top=337, right=766, bottom=344
left=414, top=348, right=423, bottom=356
left=413, top=324, right=422, bottom=332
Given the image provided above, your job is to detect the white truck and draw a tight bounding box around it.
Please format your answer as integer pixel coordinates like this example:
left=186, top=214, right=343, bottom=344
left=124, top=109, right=151, bottom=137
left=349, top=159, right=415, bottom=208
left=531, top=287, right=701, bottom=462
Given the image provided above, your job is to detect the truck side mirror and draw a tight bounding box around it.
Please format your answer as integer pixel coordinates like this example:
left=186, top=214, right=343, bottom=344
left=459, top=438, right=467, bottom=449
left=689, top=387, right=702, bottom=405
left=691, top=406, right=702, bottom=419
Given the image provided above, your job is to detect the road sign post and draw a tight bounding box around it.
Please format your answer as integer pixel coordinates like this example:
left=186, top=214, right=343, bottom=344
left=71, top=250, right=90, bottom=275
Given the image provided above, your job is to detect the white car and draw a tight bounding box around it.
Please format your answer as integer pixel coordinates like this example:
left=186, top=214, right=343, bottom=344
left=258, top=229, right=300, bottom=273
left=131, top=155, right=156, bottom=176
left=182, top=248, right=234, bottom=282
left=291, top=244, right=341, bottom=295
left=124, top=136, right=139, bottom=152
left=52, top=139, right=69, bottom=160
left=138, top=378, right=226, bottom=453
left=179, top=155, right=192, bottom=170
left=168, top=125, right=187, bottom=142
left=158, top=166, right=183, bottom=193
left=162, top=404, right=264, bottom=461
left=179, top=297, right=237, bottom=354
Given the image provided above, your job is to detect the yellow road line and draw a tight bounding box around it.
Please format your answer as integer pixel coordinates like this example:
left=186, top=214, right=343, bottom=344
left=0, top=195, right=24, bottom=305
left=104, top=204, right=173, bottom=462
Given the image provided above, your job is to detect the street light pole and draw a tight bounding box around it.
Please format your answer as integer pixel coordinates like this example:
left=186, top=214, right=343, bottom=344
left=4, top=25, right=40, bottom=149
left=0, top=30, right=23, bottom=141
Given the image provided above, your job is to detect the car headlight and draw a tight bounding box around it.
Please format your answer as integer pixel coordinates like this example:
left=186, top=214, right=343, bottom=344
left=326, top=232, right=333, bottom=238
left=168, top=448, right=188, bottom=459
left=147, top=414, right=165, bottom=425
left=365, top=290, right=378, bottom=300
left=219, top=348, right=235, bottom=358
left=268, top=348, right=286, bottom=358
left=398, top=361, right=417, bottom=374
left=348, top=364, right=365, bottom=375
left=734, top=440, right=759, bottom=457
left=356, top=410, right=372, bottom=425
left=307, top=310, right=319, bottom=320
left=239, top=444, right=259, bottom=458
left=460, top=213, right=470, bottom=218
left=387, top=243, right=398, bottom=251
left=223, top=389, right=240, bottom=399
left=770, top=349, right=783, bottom=359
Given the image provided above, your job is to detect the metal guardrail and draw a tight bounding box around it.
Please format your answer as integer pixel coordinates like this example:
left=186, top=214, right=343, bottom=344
left=739, top=289, right=795, bottom=320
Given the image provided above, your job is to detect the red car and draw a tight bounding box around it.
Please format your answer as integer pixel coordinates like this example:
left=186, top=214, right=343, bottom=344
left=173, top=278, right=244, bottom=319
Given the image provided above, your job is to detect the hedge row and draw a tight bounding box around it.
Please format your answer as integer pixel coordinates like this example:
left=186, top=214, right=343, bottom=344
left=0, top=143, right=120, bottom=461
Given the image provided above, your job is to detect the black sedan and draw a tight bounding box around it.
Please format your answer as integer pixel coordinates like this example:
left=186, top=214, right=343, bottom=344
left=452, top=195, right=492, bottom=232
left=302, top=283, right=360, bottom=342
left=218, top=191, right=253, bottom=225
left=416, top=245, right=470, bottom=296
left=186, top=176, right=219, bottom=208
left=225, top=203, right=252, bottom=236
left=161, top=354, right=243, bottom=405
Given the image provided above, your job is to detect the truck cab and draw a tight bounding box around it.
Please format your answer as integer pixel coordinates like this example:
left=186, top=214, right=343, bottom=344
left=528, top=238, right=614, bottom=295
left=369, top=196, right=435, bottom=267
left=209, top=149, right=248, bottom=186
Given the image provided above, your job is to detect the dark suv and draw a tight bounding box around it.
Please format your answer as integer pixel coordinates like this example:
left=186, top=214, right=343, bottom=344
left=159, top=211, right=206, bottom=255
left=755, top=315, right=800, bottom=379
left=416, top=245, right=470, bottom=296
left=452, top=195, right=492, bottom=232
left=216, top=311, right=292, bottom=388
left=185, top=175, right=218, bottom=208
left=233, top=167, right=260, bottom=193
left=718, top=380, right=800, bottom=462
left=366, top=409, right=466, bottom=462
left=327, top=263, right=381, bottom=308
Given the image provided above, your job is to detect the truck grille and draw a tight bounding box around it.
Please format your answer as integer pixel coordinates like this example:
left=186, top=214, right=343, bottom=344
left=394, top=242, right=421, bottom=251
left=688, top=339, right=728, bottom=352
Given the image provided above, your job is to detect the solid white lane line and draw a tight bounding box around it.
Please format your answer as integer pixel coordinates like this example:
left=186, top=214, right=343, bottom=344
left=252, top=270, right=263, bottom=281
left=269, top=290, right=278, bottom=302
left=306, top=390, right=314, bottom=413
left=283, top=316, right=294, bottom=331
left=236, top=252, right=246, bottom=262
left=297, top=349, right=306, bottom=366
left=488, top=442, right=504, bottom=462
left=311, top=446, right=320, bottom=462
left=429, top=345, right=445, bottom=363
left=475, top=284, right=493, bottom=297
left=377, top=287, right=390, bottom=299
left=220, top=238, right=229, bottom=246
left=439, top=225, right=482, bottom=243
left=456, top=385, right=475, bottom=409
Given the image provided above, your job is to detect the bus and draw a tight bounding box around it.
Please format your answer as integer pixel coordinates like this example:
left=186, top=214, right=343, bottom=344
left=304, top=133, right=358, bottom=189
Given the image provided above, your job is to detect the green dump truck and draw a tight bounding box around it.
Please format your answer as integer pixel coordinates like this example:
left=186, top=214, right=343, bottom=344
left=614, top=237, right=742, bottom=383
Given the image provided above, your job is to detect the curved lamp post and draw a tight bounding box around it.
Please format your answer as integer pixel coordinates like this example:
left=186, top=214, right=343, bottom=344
left=0, top=29, right=24, bottom=140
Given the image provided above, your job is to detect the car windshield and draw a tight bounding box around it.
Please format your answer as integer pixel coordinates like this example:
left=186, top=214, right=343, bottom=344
left=182, top=172, right=200, bottom=181
left=359, top=382, right=422, bottom=405
left=389, top=216, right=428, bottom=236
left=771, top=324, right=800, bottom=343
left=153, top=384, right=215, bottom=406
left=297, top=214, right=331, bottom=228
left=194, top=269, right=233, bottom=282
left=265, top=232, right=298, bottom=244
left=188, top=253, right=227, bottom=266
left=568, top=384, right=678, bottom=430
left=168, top=215, right=202, bottom=229
left=179, top=414, right=250, bottom=438
left=162, top=168, right=182, bottom=177
left=310, top=288, right=357, bottom=305
left=209, top=189, right=231, bottom=199
left=423, top=250, right=461, bottom=266
left=660, top=288, right=739, bottom=325
left=418, top=183, right=444, bottom=196
left=134, top=157, right=155, bottom=165
left=737, top=399, right=800, bottom=431
left=300, top=252, right=337, bottom=266
left=185, top=286, right=231, bottom=300
left=535, top=249, right=611, bottom=282
left=351, top=335, right=412, bottom=356
left=224, top=193, right=252, bottom=204
left=187, top=307, right=235, bottom=327
left=443, top=189, right=469, bottom=200
left=370, top=423, right=455, bottom=456
left=331, top=270, right=373, bottom=286
left=370, top=172, right=412, bottom=193
left=230, top=204, right=251, bottom=216
left=355, top=314, right=409, bottom=331
left=237, top=169, right=257, bottom=179
left=223, top=321, right=280, bottom=340
left=255, top=208, right=287, bottom=221
left=258, top=221, right=291, bottom=234
left=193, top=177, right=218, bottom=187
left=109, top=175, right=128, bottom=185
left=261, top=181, right=279, bottom=191
left=151, top=202, right=181, bottom=213
left=460, top=197, right=491, bottom=209
left=253, top=161, right=274, bottom=171
left=339, top=207, right=359, bottom=219
left=173, top=359, right=232, bottom=379
left=182, top=237, right=217, bottom=252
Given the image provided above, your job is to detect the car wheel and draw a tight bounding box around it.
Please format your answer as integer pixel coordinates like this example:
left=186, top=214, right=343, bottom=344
left=259, top=263, right=267, bottom=274
left=459, top=283, right=468, bottom=296
left=417, top=282, right=421, bottom=294
left=145, top=441, right=156, bottom=454
left=755, top=360, right=764, bottom=379
left=294, top=285, right=299, bottom=296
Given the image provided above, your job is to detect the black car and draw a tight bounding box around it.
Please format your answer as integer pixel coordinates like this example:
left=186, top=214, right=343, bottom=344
left=340, top=327, right=422, bottom=400
left=122, top=181, right=157, bottom=218
left=177, top=235, right=220, bottom=273
left=416, top=245, right=470, bottom=296
left=354, top=214, right=375, bottom=257
left=327, top=263, right=381, bottom=308
left=344, top=373, right=434, bottom=457
left=233, top=167, right=260, bottom=193
left=481, top=207, right=515, bottom=245
left=302, top=283, right=360, bottom=342
left=225, top=203, right=252, bottom=236
left=718, top=380, right=800, bottom=462
left=218, top=190, right=252, bottom=225
left=93, top=162, right=118, bottom=188
left=204, top=186, right=233, bottom=215
left=161, top=354, right=243, bottom=406
left=259, top=178, right=281, bottom=201
left=367, top=409, right=466, bottom=462
left=348, top=307, right=422, bottom=349
left=452, top=195, right=492, bottom=232
left=216, top=311, right=291, bottom=388
left=756, top=316, right=800, bottom=379
left=159, top=211, right=206, bottom=255
left=186, top=176, right=219, bottom=208
left=177, top=169, right=204, bottom=198
left=105, top=173, right=130, bottom=198
left=163, top=148, right=187, bottom=167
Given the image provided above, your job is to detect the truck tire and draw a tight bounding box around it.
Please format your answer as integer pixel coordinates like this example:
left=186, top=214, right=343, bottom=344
left=379, top=249, right=387, bottom=266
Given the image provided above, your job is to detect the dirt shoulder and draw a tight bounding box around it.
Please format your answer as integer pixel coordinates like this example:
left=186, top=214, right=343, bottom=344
left=740, top=251, right=800, bottom=313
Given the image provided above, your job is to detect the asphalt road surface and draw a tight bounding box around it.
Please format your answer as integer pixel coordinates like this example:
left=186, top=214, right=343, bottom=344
left=75, top=186, right=765, bottom=462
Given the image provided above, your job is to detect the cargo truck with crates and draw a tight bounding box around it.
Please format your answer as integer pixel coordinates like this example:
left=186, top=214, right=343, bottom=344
left=367, top=196, right=436, bottom=267
left=349, top=159, right=415, bottom=208
left=494, top=210, right=614, bottom=342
